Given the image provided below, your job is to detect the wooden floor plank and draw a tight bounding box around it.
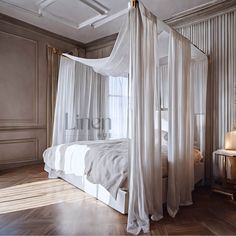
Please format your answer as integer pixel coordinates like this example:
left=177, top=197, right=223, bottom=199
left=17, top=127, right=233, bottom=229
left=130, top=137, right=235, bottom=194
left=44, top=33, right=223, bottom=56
left=0, top=164, right=236, bottom=235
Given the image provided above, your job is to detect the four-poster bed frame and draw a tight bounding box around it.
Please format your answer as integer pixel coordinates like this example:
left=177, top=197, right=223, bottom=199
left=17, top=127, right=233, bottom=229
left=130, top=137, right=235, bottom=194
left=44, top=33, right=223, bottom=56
left=43, top=0, right=207, bottom=217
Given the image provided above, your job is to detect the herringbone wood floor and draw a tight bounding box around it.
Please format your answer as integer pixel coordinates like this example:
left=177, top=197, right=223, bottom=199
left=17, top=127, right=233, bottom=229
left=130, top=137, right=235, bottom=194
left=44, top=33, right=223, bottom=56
left=0, top=164, right=236, bottom=235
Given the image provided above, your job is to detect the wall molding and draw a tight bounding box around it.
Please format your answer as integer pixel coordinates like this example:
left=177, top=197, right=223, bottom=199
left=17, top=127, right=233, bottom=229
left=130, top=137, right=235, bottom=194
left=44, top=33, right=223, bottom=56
left=0, top=9, right=83, bottom=169
left=0, top=30, right=39, bottom=126
left=0, top=126, right=46, bottom=131
left=0, top=138, right=38, bottom=164
left=164, top=0, right=236, bottom=27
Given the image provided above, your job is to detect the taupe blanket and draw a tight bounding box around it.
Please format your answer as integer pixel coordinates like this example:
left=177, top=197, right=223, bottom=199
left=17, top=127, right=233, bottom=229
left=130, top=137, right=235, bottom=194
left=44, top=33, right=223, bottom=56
left=84, top=140, right=128, bottom=199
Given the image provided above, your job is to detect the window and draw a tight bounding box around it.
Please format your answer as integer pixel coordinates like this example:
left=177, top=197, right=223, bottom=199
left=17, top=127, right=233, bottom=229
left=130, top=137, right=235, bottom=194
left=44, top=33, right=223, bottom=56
left=108, top=76, right=129, bottom=138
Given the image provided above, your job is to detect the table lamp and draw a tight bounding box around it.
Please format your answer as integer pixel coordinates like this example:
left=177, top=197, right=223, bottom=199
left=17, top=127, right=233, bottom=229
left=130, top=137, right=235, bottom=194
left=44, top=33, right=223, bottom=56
left=225, top=125, right=236, bottom=150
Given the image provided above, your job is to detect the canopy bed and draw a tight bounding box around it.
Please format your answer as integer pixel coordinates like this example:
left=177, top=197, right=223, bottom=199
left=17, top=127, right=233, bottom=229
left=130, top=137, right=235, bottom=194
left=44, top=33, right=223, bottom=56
left=43, top=0, right=208, bottom=234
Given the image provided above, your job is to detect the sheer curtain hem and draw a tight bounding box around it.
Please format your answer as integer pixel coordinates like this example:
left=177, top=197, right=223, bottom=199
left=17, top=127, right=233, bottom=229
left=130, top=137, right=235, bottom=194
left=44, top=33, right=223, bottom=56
left=167, top=207, right=179, bottom=218
left=127, top=220, right=150, bottom=235
left=167, top=200, right=193, bottom=218
left=151, top=214, right=163, bottom=221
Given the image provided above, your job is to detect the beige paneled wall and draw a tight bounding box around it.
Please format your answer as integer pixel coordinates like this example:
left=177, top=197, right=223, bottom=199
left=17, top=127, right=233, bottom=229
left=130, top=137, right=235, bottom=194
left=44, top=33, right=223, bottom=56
left=0, top=14, right=84, bottom=169
left=86, top=45, right=113, bottom=58
left=175, top=10, right=236, bottom=181
left=85, top=34, right=116, bottom=58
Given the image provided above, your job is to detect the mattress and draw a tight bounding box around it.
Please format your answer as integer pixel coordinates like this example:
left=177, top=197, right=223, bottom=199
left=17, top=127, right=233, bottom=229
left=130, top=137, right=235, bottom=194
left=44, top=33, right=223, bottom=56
left=43, top=139, right=204, bottom=197
left=44, top=139, right=129, bottom=198
left=43, top=139, right=169, bottom=179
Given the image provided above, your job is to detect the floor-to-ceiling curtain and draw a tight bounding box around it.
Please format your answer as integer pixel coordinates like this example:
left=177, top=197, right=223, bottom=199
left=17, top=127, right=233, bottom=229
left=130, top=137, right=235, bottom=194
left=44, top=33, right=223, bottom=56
left=167, top=30, right=194, bottom=217
left=47, top=47, right=81, bottom=147
left=127, top=3, right=163, bottom=234
left=47, top=47, right=60, bottom=147
left=52, top=57, right=104, bottom=146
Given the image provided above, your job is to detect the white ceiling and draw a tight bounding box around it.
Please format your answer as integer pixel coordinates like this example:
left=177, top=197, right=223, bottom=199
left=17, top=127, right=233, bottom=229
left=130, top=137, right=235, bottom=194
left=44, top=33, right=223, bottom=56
left=0, top=0, right=216, bottom=44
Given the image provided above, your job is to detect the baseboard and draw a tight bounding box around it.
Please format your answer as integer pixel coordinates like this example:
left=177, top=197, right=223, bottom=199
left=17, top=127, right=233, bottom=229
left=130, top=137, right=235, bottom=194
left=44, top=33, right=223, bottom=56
left=0, top=160, right=43, bottom=171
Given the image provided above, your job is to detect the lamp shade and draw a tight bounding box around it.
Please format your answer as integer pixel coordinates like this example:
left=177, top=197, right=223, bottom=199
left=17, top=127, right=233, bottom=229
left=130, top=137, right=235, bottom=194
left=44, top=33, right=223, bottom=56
left=225, top=131, right=236, bottom=150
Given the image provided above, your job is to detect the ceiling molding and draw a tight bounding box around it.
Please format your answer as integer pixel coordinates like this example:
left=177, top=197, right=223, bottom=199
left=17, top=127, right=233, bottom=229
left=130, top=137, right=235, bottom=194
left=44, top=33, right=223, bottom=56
left=78, top=14, right=108, bottom=29
left=38, top=0, right=109, bottom=14
left=40, top=8, right=107, bottom=29
left=0, top=0, right=42, bottom=16
left=37, top=0, right=57, bottom=13
left=164, top=0, right=236, bottom=27
left=92, top=8, right=128, bottom=29
left=38, top=0, right=110, bottom=29
left=0, top=0, right=111, bottom=30
left=80, top=0, right=109, bottom=15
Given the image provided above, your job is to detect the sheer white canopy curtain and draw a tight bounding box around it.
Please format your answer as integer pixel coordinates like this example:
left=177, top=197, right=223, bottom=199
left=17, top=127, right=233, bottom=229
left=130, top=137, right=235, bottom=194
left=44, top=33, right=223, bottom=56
left=127, top=4, right=163, bottom=234
left=167, top=30, right=194, bottom=217
left=52, top=57, right=107, bottom=145
left=191, top=58, right=208, bottom=155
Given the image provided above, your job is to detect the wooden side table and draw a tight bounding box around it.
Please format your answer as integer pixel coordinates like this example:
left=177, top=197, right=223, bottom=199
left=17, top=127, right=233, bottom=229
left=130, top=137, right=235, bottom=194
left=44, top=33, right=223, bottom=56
left=212, top=149, right=236, bottom=200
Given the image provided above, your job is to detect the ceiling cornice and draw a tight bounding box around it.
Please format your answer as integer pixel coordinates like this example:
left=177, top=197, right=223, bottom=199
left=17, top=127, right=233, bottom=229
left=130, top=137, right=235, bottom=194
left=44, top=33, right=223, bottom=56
left=164, top=0, right=236, bottom=28
left=0, top=13, right=85, bottom=48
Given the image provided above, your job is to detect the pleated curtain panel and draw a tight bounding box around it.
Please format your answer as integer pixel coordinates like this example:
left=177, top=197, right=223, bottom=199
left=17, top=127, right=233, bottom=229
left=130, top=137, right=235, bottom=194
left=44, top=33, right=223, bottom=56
left=47, top=47, right=81, bottom=146
left=52, top=57, right=107, bottom=145
left=52, top=1, right=208, bottom=235
left=47, top=47, right=60, bottom=147
left=167, top=30, right=194, bottom=217
left=127, top=4, right=163, bottom=234
left=191, top=59, right=208, bottom=155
